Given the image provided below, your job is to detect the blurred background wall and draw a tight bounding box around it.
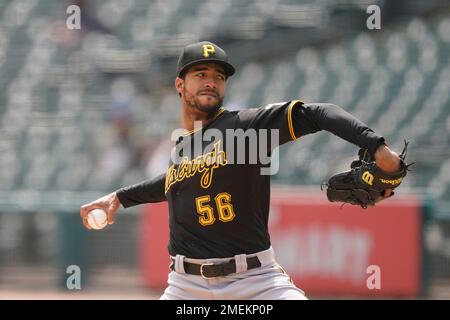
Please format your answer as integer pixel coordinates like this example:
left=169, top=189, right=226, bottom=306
left=0, top=0, right=449, bottom=299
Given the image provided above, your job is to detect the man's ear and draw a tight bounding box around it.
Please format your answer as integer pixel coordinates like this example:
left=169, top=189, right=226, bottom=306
left=175, top=77, right=184, bottom=96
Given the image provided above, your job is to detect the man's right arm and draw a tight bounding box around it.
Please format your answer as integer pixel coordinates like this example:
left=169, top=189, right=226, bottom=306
left=115, top=173, right=167, bottom=208
left=80, top=174, right=166, bottom=229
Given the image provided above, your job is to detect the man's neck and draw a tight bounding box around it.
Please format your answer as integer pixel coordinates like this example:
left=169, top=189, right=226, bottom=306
left=182, top=104, right=220, bottom=132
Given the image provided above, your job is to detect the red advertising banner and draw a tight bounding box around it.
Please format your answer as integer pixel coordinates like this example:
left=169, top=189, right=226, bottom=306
left=139, top=201, right=170, bottom=289
left=139, top=191, right=421, bottom=297
left=269, top=192, right=422, bottom=297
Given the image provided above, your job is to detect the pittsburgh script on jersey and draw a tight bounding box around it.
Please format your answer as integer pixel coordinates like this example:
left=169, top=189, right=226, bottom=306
left=165, top=140, right=227, bottom=193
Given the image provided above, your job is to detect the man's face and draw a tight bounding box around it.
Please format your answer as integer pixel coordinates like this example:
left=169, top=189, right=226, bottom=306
left=176, top=62, right=227, bottom=115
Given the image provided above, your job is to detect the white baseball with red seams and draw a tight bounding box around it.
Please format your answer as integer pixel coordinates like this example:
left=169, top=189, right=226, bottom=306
left=87, top=209, right=108, bottom=230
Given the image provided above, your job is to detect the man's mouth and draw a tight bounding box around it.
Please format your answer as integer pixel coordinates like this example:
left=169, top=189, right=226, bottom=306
left=199, top=91, right=218, bottom=98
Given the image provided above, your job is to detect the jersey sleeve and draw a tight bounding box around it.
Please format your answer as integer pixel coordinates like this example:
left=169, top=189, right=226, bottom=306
left=291, top=102, right=385, bottom=156
left=237, top=101, right=385, bottom=156
left=237, top=100, right=304, bottom=146
left=115, top=173, right=167, bottom=208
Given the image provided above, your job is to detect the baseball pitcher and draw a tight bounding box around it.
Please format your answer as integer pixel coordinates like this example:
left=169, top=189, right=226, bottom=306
left=80, top=41, right=409, bottom=300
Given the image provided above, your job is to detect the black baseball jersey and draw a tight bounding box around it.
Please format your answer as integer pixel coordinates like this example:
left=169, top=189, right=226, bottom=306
left=117, top=101, right=384, bottom=259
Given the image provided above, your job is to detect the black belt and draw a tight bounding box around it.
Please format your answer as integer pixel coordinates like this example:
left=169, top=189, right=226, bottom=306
left=170, top=256, right=262, bottom=279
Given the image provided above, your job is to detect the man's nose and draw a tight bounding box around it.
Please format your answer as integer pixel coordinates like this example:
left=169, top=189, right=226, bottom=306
left=204, top=78, right=217, bottom=89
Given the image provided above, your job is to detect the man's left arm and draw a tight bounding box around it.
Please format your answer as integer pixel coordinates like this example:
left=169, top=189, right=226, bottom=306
left=291, top=102, right=400, bottom=172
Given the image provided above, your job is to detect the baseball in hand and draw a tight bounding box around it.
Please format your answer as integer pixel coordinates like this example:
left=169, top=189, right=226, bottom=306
left=87, top=209, right=108, bottom=230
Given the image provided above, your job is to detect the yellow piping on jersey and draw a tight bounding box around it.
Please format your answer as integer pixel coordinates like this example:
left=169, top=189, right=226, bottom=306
left=287, top=100, right=303, bottom=140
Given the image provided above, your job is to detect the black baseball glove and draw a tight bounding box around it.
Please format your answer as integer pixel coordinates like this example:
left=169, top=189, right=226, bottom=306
left=324, top=141, right=413, bottom=209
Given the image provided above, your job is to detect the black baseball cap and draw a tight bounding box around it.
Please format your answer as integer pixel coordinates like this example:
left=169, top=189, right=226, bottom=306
left=177, top=41, right=235, bottom=78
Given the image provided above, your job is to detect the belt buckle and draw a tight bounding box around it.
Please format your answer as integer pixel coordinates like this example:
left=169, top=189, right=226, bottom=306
left=200, top=263, right=215, bottom=279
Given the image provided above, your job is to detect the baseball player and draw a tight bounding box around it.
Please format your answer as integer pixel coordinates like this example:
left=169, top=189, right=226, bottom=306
left=80, top=41, right=406, bottom=300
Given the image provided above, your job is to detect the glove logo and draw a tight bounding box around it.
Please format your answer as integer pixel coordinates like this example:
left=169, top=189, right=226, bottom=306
left=380, top=177, right=403, bottom=186
left=362, top=171, right=374, bottom=186
left=203, top=44, right=215, bottom=57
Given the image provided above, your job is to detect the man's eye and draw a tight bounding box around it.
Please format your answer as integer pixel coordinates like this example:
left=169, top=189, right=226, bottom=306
left=218, top=75, right=225, bottom=80
left=196, top=72, right=204, bottom=77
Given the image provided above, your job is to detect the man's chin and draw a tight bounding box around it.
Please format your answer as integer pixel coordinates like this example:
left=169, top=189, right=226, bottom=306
left=195, top=103, right=221, bottom=115
left=194, top=97, right=222, bottom=114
